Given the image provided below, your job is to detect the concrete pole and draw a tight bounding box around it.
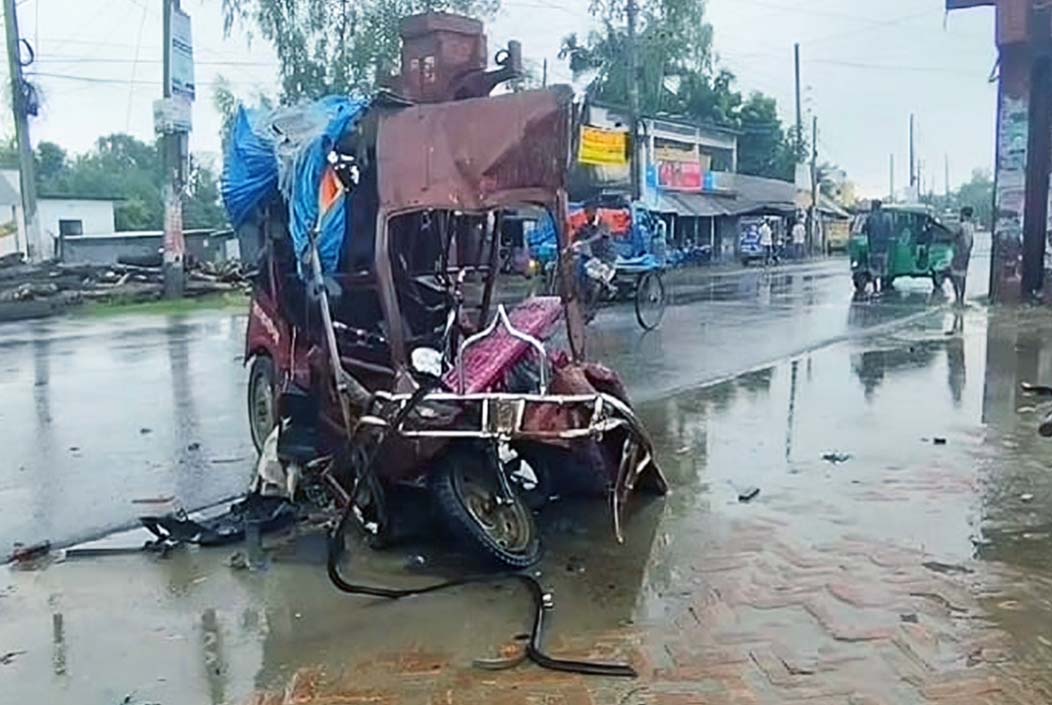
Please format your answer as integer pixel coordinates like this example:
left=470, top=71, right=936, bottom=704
left=909, top=114, right=916, bottom=191
left=809, top=116, right=818, bottom=255
left=1021, top=2, right=1052, bottom=298
left=162, top=0, right=185, bottom=298
left=3, top=0, right=43, bottom=262
left=794, top=44, right=803, bottom=161
left=890, top=154, right=895, bottom=203
left=626, top=0, right=641, bottom=202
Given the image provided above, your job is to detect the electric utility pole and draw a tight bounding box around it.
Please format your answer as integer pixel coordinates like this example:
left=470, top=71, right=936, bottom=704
left=944, top=153, right=950, bottom=198
left=160, top=0, right=188, bottom=298
left=889, top=154, right=895, bottom=203
left=626, top=0, right=641, bottom=201
left=1021, top=1, right=1052, bottom=298
left=3, top=0, right=43, bottom=262
left=794, top=43, right=803, bottom=161
left=909, top=113, right=916, bottom=193
left=809, top=115, right=818, bottom=254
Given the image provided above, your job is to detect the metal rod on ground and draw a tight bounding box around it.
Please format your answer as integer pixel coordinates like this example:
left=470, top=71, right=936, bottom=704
left=627, top=0, right=640, bottom=202
left=161, top=0, right=185, bottom=299
left=3, top=0, right=43, bottom=263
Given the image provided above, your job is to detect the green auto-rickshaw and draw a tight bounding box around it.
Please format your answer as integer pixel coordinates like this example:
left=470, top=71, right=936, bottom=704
left=849, top=204, right=956, bottom=294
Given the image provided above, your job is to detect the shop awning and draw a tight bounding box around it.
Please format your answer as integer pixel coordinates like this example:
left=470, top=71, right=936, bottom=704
left=649, top=191, right=733, bottom=217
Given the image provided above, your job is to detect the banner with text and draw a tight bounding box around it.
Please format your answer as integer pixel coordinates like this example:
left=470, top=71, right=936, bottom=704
left=579, top=125, right=629, bottom=166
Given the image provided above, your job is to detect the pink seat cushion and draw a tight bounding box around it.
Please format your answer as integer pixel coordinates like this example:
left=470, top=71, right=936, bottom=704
left=444, top=297, right=564, bottom=393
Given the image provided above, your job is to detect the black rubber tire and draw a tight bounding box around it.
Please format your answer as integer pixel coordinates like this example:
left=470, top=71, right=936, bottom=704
left=247, top=355, right=277, bottom=454
left=932, top=271, right=947, bottom=291
left=431, top=448, right=541, bottom=569
left=852, top=272, right=869, bottom=294
left=635, top=271, right=667, bottom=330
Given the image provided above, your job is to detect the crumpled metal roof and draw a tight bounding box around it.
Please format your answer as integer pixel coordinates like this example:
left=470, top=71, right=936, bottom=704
left=377, top=86, right=573, bottom=213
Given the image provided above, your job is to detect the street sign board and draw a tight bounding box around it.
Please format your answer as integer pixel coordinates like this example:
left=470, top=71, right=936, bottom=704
left=153, top=97, right=192, bottom=133
left=579, top=125, right=629, bottom=166
left=168, top=6, right=195, bottom=101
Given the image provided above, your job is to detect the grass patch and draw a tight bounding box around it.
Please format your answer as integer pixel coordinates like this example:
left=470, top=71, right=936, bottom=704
left=80, top=291, right=249, bottom=318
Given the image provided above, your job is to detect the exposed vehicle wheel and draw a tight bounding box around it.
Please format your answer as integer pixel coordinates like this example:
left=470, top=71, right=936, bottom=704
left=247, top=355, right=277, bottom=454
left=431, top=446, right=541, bottom=569
left=852, top=272, right=869, bottom=294
left=932, top=270, right=947, bottom=291
left=635, top=271, right=667, bottom=330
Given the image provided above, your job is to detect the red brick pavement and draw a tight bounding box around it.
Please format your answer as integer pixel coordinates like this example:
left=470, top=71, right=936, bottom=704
left=240, top=518, right=1050, bottom=705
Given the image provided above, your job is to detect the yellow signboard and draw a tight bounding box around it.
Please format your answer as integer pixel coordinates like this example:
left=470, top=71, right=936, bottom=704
left=579, top=125, right=629, bottom=166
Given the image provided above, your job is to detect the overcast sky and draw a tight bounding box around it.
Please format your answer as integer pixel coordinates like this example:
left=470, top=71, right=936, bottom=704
left=0, top=0, right=997, bottom=196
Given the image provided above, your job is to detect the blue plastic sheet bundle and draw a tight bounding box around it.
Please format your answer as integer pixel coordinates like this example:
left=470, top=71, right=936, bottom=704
left=221, top=96, right=370, bottom=275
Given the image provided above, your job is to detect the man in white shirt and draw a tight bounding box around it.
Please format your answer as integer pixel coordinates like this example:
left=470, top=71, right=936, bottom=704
left=791, top=217, right=806, bottom=259
left=951, top=206, right=975, bottom=306
left=759, top=219, right=774, bottom=265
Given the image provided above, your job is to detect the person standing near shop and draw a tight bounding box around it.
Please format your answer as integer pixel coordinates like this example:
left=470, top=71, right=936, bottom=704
left=760, top=218, right=774, bottom=266
left=951, top=206, right=975, bottom=307
left=791, top=216, right=806, bottom=260
left=864, top=200, right=893, bottom=294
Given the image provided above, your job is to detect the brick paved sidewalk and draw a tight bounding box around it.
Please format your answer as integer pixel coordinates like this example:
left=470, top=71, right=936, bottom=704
left=242, top=513, right=1046, bottom=705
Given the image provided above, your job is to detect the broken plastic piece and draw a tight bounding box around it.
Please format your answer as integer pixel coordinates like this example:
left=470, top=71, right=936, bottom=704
left=9, top=541, right=50, bottom=563
left=738, top=487, right=760, bottom=503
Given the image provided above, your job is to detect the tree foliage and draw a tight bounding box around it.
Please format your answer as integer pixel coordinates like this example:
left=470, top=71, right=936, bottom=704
left=221, top=0, right=501, bottom=102
left=955, top=168, right=993, bottom=228
left=35, top=135, right=226, bottom=232
left=561, top=0, right=799, bottom=182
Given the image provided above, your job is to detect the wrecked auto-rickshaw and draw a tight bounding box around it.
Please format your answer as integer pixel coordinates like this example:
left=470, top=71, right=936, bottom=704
left=230, top=28, right=666, bottom=570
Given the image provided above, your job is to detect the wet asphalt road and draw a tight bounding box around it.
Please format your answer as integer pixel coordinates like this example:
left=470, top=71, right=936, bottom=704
left=0, top=252, right=989, bottom=551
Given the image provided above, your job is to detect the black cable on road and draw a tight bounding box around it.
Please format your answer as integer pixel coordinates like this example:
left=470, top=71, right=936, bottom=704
left=324, top=379, right=637, bottom=678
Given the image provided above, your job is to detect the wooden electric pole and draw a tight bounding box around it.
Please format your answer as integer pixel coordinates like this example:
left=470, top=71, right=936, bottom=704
left=3, top=0, right=43, bottom=262
left=161, top=0, right=186, bottom=298
left=626, top=0, right=641, bottom=201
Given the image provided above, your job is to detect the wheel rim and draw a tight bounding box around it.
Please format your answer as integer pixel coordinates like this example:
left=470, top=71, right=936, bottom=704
left=250, top=371, right=274, bottom=444
left=455, top=464, right=532, bottom=554
left=637, top=274, right=666, bottom=329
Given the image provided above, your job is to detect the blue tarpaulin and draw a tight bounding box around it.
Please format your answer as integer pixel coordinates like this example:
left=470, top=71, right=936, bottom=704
left=221, top=96, right=370, bottom=275
left=221, top=107, right=278, bottom=229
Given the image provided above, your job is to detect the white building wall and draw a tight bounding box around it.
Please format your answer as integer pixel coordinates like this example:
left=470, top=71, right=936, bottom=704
left=37, top=199, right=116, bottom=259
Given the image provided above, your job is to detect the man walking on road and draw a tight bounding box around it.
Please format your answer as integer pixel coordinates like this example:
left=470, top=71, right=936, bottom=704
left=951, top=206, right=975, bottom=307
left=864, top=200, right=893, bottom=294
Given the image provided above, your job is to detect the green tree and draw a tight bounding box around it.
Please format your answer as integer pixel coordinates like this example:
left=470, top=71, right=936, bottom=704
left=0, top=137, right=17, bottom=169
left=561, top=0, right=800, bottom=182
left=183, top=160, right=227, bottom=230
left=34, top=135, right=227, bottom=232
left=955, top=168, right=993, bottom=229
left=221, top=0, right=501, bottom=102
left=737, top=93, right=795, bottom=181
left=34, top=142, right=67, bottom=183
